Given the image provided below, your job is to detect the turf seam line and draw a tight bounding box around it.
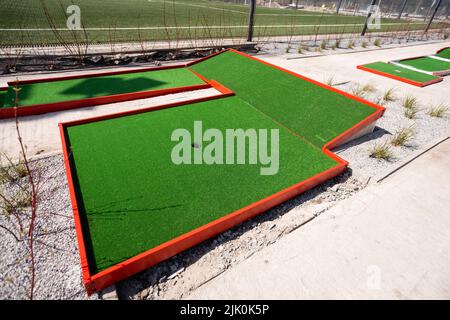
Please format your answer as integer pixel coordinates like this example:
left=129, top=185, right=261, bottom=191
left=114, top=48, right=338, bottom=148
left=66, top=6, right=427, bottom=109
left=429, top=55, right=450, bottom=63
left=233, top=95, right=323, bottom=152
left=389, top=61, right=433, bottom=75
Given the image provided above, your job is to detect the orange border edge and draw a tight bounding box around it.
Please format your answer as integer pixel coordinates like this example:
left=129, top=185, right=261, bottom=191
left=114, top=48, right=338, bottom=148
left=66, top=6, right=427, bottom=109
left=60, top=49, right=385, bottom=295
left=356, top=64, right=443, bottom=87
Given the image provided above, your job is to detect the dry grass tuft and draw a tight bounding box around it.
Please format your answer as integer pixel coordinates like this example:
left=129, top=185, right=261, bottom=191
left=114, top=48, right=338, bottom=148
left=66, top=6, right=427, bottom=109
left=369, top=141, right=393, bottom=160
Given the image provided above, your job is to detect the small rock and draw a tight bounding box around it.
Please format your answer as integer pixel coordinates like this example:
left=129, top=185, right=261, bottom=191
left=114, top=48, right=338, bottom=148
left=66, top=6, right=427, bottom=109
left=330, top=184, right=340, bottom=192
left=140, top=288, right=149, bottom=299
left=167, top=267, right=185, bottom=280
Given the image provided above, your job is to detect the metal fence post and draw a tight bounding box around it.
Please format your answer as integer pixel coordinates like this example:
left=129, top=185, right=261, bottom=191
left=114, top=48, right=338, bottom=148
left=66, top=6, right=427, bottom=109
left=425, top=0, right=442, bottom=32
left=361, top=0, right=378, bottom=36
left=247, top=0, right=256, bottom=42
left=398, top=0, right=408, bottom=19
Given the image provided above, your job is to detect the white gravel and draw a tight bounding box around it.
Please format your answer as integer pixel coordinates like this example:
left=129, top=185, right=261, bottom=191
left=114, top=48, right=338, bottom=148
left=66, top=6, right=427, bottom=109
left=0, top=155, right=99, bottom=300
left=334, top=81, right=450, bottom=179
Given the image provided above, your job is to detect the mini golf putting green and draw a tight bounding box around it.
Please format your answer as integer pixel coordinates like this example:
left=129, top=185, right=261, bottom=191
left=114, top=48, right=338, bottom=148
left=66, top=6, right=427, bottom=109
left=1, top=67, right=204, bottom=109
left=436, top=48, right=450, bottom=59
left=357, top=61, right=441, bottom=87
left=61, top=49, right=383, bottom=293
left=191, top=50, right=376, bottom=148
left=397, top=56, right=450, bottom=73
left=65, top=96, right=339, bottom=273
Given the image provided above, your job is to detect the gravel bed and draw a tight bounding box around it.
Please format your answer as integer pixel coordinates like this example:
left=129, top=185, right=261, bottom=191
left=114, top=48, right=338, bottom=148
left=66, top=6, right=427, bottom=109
left=0, top=155, right=99, bottom=300
left=335, top=81, right=450, bottom=179
left=258, top=32, right=447, bottom=57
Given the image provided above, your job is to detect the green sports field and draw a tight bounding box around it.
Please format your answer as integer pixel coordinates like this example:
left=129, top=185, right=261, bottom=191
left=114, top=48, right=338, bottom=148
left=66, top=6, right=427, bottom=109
left=398, top=56, right=450, bottom=73
left=360, top=61, right=441, bottom=85
left=0, top=0, right=437, bottom=45
left=1, top=68, right=203, bottom=108
left=437, top=48, right=450, bottom=59
left=63, top=50, right=379, bottom=273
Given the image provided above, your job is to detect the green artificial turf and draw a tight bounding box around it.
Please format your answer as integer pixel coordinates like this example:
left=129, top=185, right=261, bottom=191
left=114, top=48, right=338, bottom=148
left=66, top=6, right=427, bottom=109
left=191, top=50, right=377, bottom=148
left=66, top=96, right=338, bottom=273
left=0, top=91, right=6, bottom=108
left=398, top=56, right=450, bottom=73
left=2, top=68, right=204, bottom=108
left=361, top=61, right=440, bottom=83
left=436, top=48, right=450, bottom=59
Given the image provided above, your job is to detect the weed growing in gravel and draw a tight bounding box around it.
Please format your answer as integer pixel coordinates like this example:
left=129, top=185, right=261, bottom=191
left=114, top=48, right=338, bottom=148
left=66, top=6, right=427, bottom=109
left=404, top=106, right=420, bottom=119
left=285, top=46, right=291, bottom=53
left=335, top=39, right=341, bottom=48
left=362, top=41, right=368, bottom=48
left=347, top=40, right=354, bottom=49
left=297, top=46, right=302, bottom=54
left=369, top=141, right=393, bottom=160
left=320, top=40, right=327, bottom=50
left=362, top=83, right=376, bottom=94
left=0, top=158, right=29, bottom=184
left=391, top=126, right=415, bottom=146
left=382, top=88, right=397, bottom=102
left=402, top=95, right=418, bottom=109
left=374, top=38, right=382, bottom=47
left=427, top=103, right=449, bottom=118
left=351, top=85, right=366, bottom=98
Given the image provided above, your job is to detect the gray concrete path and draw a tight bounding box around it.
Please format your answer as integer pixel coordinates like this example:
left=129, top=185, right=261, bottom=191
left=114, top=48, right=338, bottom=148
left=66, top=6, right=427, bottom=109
left=187, top=138, right=450, bottom=299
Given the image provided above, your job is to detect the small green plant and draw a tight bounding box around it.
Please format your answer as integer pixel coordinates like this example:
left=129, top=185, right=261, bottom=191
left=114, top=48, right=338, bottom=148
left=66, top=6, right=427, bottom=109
left=427, top=103, right=449, bottom=118
left=404, top=106, right=419, bottom=119
left=17, top=191, right=32, bottom=210
left=297, top=46, right=302, bottom=54
left=13, top=161, right=28, bottom=179
left=369, top=141, right=393, bottom=160
left=362, top=41, right=368, bottom=48
left=320, top=40, right=327, bottom=50
left=285, top=46, right=291, bottom=53
left=390, top=127, right=415, bottom=146
left=402, top=95, right=418, bottom=109
left=374, top=38, right=382, bottom=47
left=347, top=40, right=354, bottom=49
left=382, top=88, right=396, bottom=102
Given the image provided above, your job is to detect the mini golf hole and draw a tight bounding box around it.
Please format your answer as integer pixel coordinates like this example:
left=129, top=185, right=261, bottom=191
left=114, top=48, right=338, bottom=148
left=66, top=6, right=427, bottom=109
left=192, top=142, right=201, bottom=149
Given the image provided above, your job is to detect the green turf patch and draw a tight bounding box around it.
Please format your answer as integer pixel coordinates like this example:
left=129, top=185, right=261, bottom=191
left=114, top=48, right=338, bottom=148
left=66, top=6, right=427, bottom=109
left=436, top=48, right=450, bottom=59
left=66, top=96, right=338, bottom=273
left=191, top=50, right=377, bottom=148
left=3, top=68, right=204, bottom=108
left=361, top=61, right=440, bottom=83
left=398, top=56, right=450, bottom=72
left=0, top=91, right=6, bottom=108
